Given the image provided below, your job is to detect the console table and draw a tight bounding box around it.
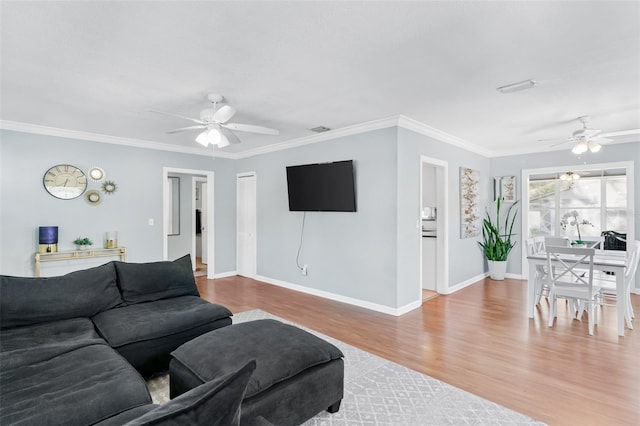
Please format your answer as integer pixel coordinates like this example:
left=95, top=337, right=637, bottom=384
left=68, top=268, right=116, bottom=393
left=35, top=247, right=127, bottom=277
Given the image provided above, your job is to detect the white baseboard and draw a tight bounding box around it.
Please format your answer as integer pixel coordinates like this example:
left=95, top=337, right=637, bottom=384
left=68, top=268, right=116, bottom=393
left=212, top=270, right=237, bottom=279
left=441, top=272, right=489, bottom=294
left=505, top=272, right=525, bottom=280
left=254, top=274, right=421, bottom=316
left=226, top=271, right=519, bottom=316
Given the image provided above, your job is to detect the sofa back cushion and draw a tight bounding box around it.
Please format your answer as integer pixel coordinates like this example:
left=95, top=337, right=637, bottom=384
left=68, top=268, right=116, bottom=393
left=114, top=254, right=199, bottom=304
left=0, top=262, right=123, bottom=329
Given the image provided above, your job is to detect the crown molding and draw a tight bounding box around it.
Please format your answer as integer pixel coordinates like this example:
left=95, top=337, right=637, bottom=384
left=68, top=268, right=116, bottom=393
left=0, top=120, right=238, bottom=159
left=2, top=116, right=495, bottom=159
left=235, top=116, right=401, bottom=158
left=397, top=115, right=492, bottom=157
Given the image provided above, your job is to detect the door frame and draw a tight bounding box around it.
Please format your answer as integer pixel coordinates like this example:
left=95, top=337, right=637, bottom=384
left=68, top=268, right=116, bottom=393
left=163, top=167, right=215, bottom=279
left=419, top=156, right=449, bottom=297
left=193, top=176, right=208, bottom=265
left=236, top=171, right=257, bottom=278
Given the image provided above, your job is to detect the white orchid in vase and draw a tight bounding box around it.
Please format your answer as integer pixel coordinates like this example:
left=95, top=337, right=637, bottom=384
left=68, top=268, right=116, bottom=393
left=560, top=210, right=593, bottom=244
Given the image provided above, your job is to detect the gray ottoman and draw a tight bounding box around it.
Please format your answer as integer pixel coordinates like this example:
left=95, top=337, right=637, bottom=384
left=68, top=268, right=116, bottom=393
left=170, top=319, right=344, bottom=426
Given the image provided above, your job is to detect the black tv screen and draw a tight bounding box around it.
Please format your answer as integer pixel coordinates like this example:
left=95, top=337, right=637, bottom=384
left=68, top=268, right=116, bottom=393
left=286, top=160, right=356, bottom=212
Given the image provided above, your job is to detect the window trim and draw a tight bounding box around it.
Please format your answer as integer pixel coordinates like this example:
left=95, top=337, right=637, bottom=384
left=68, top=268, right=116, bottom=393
left=521, top=161, right=635, bottom=279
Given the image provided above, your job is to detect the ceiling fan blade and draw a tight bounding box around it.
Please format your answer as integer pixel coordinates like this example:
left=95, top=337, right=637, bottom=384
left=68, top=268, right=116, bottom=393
left=145, top=109, right=204, bottom=124
left=220, top=127, right=242, bottom=144
left=166, top=125, right=206, bottom=134
left=599, top=129, right=640, bottom=138
left=549, top=140, right=574, bottom=147
left=213, top=106, right=236, bottom=124
left=592, top=137, right=614, bottom=144
left=223, top=123, right=279, bottom=135
left=582, top=129, right=602, bottom=138
left=537, top=137, right=569, bottom=143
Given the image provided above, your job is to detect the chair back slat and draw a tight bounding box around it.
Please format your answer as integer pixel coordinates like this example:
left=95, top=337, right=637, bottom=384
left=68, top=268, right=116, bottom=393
left=546, top=246, right=595, bottom=291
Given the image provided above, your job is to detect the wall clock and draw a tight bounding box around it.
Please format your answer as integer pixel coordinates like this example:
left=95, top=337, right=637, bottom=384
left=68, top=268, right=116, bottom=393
left=43, top=164, right=88, bottom=200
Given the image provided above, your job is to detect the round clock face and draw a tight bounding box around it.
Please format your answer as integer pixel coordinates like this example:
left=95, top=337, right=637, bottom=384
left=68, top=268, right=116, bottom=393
left=43, top=164, right=88, bottom=200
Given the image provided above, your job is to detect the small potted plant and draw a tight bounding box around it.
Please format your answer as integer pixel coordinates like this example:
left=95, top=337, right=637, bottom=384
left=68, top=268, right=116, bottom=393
left=73, top=237, right=93, bottom=250
left=478, top=197, right=518, bottom=280
left=560, top=210, right=593, bottom=246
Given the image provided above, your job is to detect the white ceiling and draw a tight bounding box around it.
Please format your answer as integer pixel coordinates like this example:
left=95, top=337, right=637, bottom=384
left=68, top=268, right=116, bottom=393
left=1, top=1, right=639, bottom=157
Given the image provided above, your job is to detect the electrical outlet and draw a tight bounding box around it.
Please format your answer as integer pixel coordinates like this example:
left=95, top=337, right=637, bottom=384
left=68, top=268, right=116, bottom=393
left=148, top=218, right=154, bottom=226
left=301, top=265, right=308, bottom=276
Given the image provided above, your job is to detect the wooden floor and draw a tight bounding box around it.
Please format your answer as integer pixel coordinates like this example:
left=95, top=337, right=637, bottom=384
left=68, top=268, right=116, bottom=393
left=196, top=275, right=640, bottom=425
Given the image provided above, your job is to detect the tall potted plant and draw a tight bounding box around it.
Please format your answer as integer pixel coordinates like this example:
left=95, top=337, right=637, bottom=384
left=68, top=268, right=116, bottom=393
left=478, top=197, right=518, bottom=280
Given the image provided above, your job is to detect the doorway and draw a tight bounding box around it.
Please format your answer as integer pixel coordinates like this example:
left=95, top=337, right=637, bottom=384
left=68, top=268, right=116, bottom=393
left=419, top=156, right=449, bottom=301
left=194, top=177, right=208, bottom=277
left=163, top=167, right=215, bottom=279
left=236, top=172, right=257, bottom=278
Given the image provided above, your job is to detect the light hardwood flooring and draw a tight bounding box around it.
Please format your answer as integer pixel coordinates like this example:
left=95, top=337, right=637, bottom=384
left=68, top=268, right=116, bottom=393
left=196, top=275, right=640, bottom=425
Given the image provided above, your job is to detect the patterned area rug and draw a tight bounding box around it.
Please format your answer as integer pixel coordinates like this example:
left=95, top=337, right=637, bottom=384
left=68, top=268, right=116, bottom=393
left=147, top=309, right=544, bottom=425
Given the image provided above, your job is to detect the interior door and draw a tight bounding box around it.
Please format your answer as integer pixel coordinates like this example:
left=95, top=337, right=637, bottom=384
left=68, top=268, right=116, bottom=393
left=201, top=182, right=208, bottom=264
left=237, top=174, right=256, bottom=277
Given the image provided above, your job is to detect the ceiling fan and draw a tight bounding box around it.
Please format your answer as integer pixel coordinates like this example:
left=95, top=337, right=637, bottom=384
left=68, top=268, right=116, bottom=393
left=539, top=116, right=640, bottom=154
left=147, top=94, right=279, bottom=148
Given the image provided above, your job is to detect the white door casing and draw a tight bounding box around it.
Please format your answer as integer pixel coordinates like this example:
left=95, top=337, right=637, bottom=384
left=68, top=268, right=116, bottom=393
left=200, top=182, right=208, bottom=264
left=237, top=172, right=257, bottom=277
left=419, top=156, right=449, bottom=298
left=163, top=167, right=214, bottom=278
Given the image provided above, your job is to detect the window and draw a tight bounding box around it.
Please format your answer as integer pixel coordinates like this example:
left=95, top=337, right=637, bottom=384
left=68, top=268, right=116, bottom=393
left=528, top=170, right=627, bottom=239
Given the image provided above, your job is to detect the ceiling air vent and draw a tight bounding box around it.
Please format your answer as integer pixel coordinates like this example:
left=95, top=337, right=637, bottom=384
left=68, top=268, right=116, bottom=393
left=310, top=126, right=331, bottom=133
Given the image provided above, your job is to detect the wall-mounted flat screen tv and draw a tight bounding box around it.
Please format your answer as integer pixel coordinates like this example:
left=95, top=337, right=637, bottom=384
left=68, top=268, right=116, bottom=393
left=286, top=160, right=356, bottom=212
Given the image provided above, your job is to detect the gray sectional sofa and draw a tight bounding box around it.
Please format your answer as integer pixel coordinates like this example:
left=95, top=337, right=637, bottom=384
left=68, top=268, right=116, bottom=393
left=0, top=254, right=235, bottom=426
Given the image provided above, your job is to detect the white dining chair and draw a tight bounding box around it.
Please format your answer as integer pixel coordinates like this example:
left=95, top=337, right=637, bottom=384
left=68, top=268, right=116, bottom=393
left=593, top=240, right=640, bottom=328
left=526, top=237, right=548, bottom=305
left=546, top=246, right=601, bottom=335
left=545, top=236, right=570, bottom=248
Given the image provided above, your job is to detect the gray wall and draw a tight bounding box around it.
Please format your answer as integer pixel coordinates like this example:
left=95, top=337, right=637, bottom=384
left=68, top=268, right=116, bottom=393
left=490, top=141, right=640, bottom=289
left=8, top=126, right=630, bottom=309
left=236, top=128, right=401, bottom=307
left=0, top=130, right=237, bottom=276
left=397, top=128, right=492, bottom=303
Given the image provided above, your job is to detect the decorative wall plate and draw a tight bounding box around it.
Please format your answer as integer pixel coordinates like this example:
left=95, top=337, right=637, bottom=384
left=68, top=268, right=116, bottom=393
left=88, top=167, right=105, bottom=182
left=85, top=190, right=102, bottom=205
left=102, top=180, right=117, bottom=194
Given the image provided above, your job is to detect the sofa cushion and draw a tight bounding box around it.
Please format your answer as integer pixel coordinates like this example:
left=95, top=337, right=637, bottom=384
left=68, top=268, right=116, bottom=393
left=114, top=254, right=199, bottom=304
left=92, top=296, right=232, bottom=348
left=0, top=344, right=152, bottom=426
left=0, top=317, right=106, bottom=371
left=123, top=360, right=256, bottom=426
left=93, top=404, right=158, bottom=426
left=0, top=262, right=123, bottom=329
left=171, top=319, right=344, bottom=399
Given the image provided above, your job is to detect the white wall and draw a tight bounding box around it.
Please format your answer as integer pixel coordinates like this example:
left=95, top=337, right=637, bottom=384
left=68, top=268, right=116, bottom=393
left=0, top=130, right=237, bottom=276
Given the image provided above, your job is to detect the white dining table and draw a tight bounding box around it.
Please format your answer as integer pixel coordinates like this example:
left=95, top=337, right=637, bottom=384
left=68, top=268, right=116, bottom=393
left=527, top=250, right=630, bottom=336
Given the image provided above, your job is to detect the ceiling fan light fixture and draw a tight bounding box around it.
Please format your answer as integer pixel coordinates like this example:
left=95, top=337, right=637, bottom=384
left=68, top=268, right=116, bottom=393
left=588, top=140, right=602, bottom=152
left=217, top=133, right=230, bottom=148
left=195, top=130, right=210, bottom=147
left=195, top=128, right=222, bottom=147
left=496, top=79, right=536, bottom=93
left=560, top=172, right=580, bottom=181
left=571, top=140, right=588, bottom=154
